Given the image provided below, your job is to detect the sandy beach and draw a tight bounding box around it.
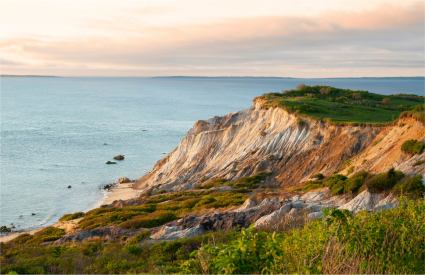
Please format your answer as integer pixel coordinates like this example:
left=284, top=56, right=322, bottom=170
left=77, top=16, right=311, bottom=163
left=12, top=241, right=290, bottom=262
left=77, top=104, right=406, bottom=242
left=0, top=182, right=140, bottom=243
left=102, top=182, right=142, bottom=205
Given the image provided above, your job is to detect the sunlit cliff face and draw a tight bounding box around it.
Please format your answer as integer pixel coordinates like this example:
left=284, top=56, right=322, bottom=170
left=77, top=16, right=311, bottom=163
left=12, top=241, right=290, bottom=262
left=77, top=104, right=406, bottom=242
left=1, top=0, right=423, bottom=77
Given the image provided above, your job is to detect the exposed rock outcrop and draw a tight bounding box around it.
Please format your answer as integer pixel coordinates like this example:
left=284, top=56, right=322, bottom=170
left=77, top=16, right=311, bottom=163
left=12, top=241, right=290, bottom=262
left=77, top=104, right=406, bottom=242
left=343, top=118, right=425, bottom=176
left=136, top=100, right=380, bottom=192
left=339, top=190, right=398, bottom=213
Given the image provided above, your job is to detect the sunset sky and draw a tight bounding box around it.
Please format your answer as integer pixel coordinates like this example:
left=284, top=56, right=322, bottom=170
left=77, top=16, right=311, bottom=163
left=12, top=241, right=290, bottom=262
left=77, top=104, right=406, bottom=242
left=1, top=0, right=424, bottom=77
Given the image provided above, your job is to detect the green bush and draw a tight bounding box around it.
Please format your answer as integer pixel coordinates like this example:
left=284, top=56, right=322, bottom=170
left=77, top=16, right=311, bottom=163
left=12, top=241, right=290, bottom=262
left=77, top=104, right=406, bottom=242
left=229, top=172, right=271, bottom=189
left=59, top=212, right=85, bottom=221
left=401, top=139, right=425, bottom=154
left=32, top=227, right=65, bottom=243
left=366, top=168, right=404, bottom=192
left=345, top=170, right=368, bottom=193
left=324, top=174, right=347, bottom=195
left=118, top=211, right=177, bottom=230
left=400, top=104, right=425, bottom=123
left=393, top=175, right=425, bottom=198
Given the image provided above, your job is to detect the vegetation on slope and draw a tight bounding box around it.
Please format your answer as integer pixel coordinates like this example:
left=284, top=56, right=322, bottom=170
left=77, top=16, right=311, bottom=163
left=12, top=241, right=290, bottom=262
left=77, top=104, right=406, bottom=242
left=401, top=139, right=425, bottom=155
left=1, top=200, right=424, bottom=274
left=259, top=85, right=424, bottom=125
left=75, top=173, right=268, bottom=230
left=303, top=169, right=424, bottom=197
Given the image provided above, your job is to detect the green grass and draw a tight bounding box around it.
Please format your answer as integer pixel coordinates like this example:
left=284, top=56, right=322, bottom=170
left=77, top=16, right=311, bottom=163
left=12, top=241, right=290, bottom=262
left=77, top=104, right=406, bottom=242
left=400, top=104, right=425, bottom=123
left=401, top=139, right=425, bottom=155
left=259, top=85, right=423, bottom=125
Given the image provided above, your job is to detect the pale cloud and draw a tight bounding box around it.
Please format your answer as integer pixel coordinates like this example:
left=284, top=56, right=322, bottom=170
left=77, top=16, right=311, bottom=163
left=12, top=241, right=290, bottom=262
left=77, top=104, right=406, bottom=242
left=0, top=1, right=423, bottom=76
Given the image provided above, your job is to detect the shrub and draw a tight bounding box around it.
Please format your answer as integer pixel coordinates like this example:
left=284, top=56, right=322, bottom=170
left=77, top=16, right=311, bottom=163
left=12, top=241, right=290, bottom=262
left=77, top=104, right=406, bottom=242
left=366, top=168, right=404, bottom=192
left=33, top=227, right=65, bottom=242
left=229, top=173, right=271, bottom=190
left=393, top=175, right=425, bottom=198
left=198, top=178, right=228, bottom=189
left=401, top=139, right=425, bottom=154
left=400, top=104, right=425, bottom=123
left=344, top=170, right=368, bottom=193
left=59, top=212, right=85, bottom=221
left=126, top=230, right=151, bottom=244
left=118, top=211, right=177, bottom=230
left=324, top=174, right=347, bottom=195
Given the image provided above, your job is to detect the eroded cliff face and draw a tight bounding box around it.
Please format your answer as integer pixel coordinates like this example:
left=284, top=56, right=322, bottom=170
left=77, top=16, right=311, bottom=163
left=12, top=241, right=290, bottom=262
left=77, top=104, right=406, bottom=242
left=136, top=99, right=382, bottom=192
left=342, top=117, right=425, bottom=176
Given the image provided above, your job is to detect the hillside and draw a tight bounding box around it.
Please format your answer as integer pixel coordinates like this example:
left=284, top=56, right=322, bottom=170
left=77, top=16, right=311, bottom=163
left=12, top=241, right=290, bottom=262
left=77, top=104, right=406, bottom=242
left=136, top=86, right=424, bottom=192
left=1, top=86, right=424, bottom=274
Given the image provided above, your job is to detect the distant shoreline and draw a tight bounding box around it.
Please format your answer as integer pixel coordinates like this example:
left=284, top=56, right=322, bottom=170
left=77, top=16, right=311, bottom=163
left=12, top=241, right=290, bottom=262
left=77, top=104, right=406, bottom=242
left=1, top=75, right=424, bottom=79
left=1, top=74, right=60, bottom=78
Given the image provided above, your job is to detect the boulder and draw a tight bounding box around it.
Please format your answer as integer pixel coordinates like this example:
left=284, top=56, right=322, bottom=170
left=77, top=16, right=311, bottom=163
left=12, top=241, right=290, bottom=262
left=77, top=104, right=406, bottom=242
left=339, top=190, right=381, bottom=213
left=150, top=225, right=204, bottom=240
left=307, top=211, right=324, bottom=220
left=291, top=200, right=305, bottom=209
left=287, top=208, right=300, bottom=217
left=0, top=225, right=12, bottom=233
left=253, top=203, right=292, bottom=229
left=374, top=194, right=397, bottom=211
left=235, top=197, right=257, bottom=212
left=304, top=203, right=325, bottom=213
left=301, top=189, right=329, bottom=203
left=118, top=177, right=132, bottom=184
left=103, top=183, right=115, bottom=191
left=113, top=155, right=125, bottom=161
left=57, top=227, right=127, bottom=243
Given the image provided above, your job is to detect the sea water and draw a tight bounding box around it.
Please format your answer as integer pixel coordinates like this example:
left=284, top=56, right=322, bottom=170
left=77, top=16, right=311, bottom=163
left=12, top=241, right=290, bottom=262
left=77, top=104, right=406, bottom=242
left=0, top=76, right=423, bottom=230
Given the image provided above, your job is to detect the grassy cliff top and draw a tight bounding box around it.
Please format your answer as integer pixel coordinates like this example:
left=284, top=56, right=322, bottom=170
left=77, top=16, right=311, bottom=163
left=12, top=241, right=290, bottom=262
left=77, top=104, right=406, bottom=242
left=258, top=85, right=424, bottom=125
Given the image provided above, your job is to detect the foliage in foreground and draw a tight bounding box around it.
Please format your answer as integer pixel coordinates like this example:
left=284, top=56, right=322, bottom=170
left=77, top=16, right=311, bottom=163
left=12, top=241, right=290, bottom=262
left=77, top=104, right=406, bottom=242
left=182, top=199, right=425, bottom=274
left=259, top=85, right=423, bottom=124
left=1, top=200, right=424, bottom=274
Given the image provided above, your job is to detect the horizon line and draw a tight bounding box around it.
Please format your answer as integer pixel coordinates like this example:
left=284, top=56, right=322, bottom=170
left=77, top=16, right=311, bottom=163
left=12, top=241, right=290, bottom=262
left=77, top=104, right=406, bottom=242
left=1, top=74, right=425, bottom=79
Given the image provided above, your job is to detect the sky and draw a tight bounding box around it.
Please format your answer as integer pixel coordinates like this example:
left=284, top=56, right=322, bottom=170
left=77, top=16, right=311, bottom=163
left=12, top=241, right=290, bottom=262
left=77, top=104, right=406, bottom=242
left=0, top=0, right=424, bottom=77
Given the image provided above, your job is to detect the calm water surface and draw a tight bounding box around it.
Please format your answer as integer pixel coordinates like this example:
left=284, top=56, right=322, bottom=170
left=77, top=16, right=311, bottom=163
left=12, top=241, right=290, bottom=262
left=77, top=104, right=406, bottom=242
left=1, top=76, right=423, bottom=230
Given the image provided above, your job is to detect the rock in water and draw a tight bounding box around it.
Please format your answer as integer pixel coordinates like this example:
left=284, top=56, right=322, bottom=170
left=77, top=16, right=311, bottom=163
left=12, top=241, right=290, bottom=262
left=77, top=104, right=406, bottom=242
left=105, top=161, right=117, bottom=165
left=118, top=177, right=132, bottom=184
left=67, top=185, right=72, bottom=189
left=103, top=183, right=115, bottom=190
left=113, top=155, right=125, bottom=161
left=0, top=225, right=12, bottom=233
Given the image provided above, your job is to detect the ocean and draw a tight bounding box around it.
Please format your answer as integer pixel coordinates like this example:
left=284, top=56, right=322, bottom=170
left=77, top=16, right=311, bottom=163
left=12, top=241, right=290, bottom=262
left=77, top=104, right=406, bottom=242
left=0, top=76, right=424, bottom=231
